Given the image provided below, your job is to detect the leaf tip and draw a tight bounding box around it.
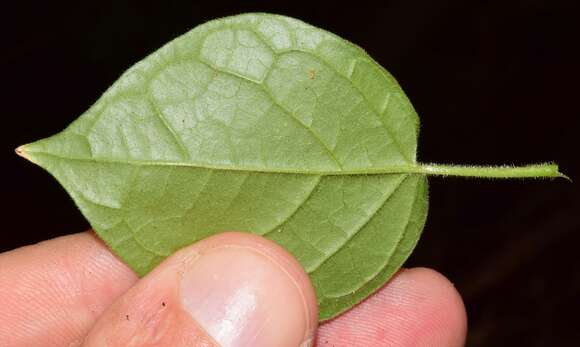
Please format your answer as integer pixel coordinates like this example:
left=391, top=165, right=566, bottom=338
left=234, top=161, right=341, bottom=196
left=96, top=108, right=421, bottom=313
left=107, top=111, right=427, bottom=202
left=15, top=144, right=39, bottom=165
left=15, top=145, right=30, bottom=159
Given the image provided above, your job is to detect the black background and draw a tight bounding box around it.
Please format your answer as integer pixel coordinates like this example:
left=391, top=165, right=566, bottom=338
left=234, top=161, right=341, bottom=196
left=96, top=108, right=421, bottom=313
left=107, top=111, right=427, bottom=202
left=3, top=1, right=579, bottom=346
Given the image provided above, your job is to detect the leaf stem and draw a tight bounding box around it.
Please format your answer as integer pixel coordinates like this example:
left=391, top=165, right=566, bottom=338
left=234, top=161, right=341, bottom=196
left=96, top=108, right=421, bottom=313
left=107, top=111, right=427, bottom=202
left=416, top=163, right=568, bottom=180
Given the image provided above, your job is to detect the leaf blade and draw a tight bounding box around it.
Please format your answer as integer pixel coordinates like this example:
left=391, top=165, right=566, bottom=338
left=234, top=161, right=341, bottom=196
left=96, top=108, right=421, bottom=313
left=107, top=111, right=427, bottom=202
left=20, top=13, right=428, bottom=321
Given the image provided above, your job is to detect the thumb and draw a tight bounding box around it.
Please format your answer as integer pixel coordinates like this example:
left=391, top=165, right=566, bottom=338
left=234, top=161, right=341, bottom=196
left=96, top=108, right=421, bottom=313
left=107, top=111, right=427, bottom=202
left=83, top=232, right=318, bottom=347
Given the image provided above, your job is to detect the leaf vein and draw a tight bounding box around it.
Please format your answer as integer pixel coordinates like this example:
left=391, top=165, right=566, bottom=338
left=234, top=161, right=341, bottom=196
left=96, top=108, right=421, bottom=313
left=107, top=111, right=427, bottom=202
left=194, top=58, right=343, bottom=170
left=145, top=85, right=191, bottom=161
left=324, top=176, right=423, bottom=300
left=23, top=149, right=428, bottom=175
left=285, top=52, right=412, bottom=163
left=240, top=26, right=412, bottom=163
left=261, top=175, right=322, bottom=237
left=308, top=174, right=408, bottom=274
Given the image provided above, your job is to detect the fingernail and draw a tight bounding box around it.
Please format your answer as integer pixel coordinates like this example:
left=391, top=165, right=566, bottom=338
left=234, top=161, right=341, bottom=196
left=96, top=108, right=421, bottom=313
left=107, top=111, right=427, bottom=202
left=180, top=245, right=314, bottom=347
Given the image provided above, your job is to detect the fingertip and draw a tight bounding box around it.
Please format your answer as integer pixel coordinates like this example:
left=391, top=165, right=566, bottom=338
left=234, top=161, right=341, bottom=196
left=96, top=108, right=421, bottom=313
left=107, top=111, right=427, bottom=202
left=0, top=231, right=138, bottom=346
left=317, top=267, right=467, bottom=347
left=190, top=232, right=318, bottom=314
left=85, top=231, right=318, bottom=347
left=400, top=267, right=467, bottom=347
left=183, top=231, right=319, bottom=325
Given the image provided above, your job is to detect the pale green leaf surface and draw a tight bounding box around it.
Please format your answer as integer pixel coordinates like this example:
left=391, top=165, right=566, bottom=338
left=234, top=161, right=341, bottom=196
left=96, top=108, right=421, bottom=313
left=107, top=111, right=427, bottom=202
left=19, top=13, right=561, bottom=321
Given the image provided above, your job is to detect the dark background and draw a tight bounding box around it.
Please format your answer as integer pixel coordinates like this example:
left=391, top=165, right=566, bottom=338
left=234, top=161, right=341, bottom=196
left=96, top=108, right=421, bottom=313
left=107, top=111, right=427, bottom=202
left=3, top=1, right=579, bottom=346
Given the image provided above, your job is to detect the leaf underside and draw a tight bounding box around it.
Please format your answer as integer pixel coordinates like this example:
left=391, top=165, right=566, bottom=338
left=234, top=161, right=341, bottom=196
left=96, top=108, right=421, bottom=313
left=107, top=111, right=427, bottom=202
left=21, top=13, right=429, bottom=321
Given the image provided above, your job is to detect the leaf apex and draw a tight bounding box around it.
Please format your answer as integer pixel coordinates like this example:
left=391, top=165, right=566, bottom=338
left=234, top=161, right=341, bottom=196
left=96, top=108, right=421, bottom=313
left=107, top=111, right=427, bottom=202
left=15, top=144, right=34, bottom=163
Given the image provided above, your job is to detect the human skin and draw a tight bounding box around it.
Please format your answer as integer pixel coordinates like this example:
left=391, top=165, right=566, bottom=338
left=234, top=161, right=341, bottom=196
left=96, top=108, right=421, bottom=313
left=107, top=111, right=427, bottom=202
left=0, top=231, right=466, bottom=346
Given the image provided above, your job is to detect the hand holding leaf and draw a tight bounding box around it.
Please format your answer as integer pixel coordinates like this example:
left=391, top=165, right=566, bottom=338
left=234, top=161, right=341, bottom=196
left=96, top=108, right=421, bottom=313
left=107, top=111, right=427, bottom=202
left=18, top=13, right=564, bottom=320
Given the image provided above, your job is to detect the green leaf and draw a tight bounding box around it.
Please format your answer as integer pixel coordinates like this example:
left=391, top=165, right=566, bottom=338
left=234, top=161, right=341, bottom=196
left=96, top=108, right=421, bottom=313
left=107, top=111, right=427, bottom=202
left=17, top=13, right=564, bottom=321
